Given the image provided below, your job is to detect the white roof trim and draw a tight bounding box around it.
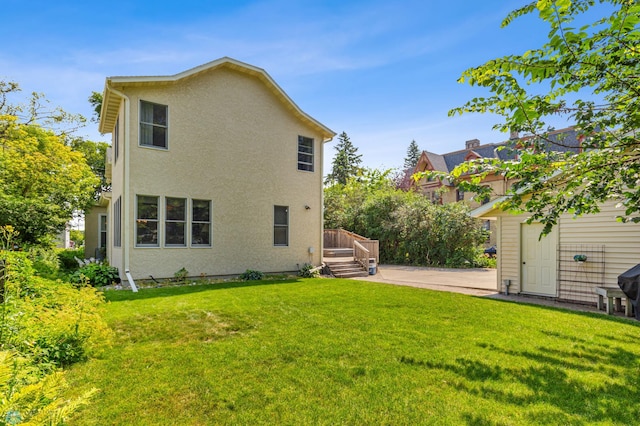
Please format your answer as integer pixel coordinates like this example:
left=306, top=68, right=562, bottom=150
left=99, top=57, right=335, bottom=140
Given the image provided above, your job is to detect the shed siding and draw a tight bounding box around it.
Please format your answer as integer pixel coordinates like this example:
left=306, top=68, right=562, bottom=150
left=497, top=214, right=523, bottom=294
left=492, top=201, right=640, bottom=305
left=559, top=201, right=640, bottom=303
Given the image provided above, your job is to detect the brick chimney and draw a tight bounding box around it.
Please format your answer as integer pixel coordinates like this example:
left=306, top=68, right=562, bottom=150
left=465, top=139, right=480, bottom=150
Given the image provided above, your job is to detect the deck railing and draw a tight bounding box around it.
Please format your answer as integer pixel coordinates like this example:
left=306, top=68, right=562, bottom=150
left=324, top=229, right=379, bottom=263
left=353, top=240, right=370, bottom=269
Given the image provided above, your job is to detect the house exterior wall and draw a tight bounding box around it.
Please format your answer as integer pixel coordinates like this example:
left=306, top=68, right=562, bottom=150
left=493, top=201, right=640, bottom=304
left=110, top=66, right=326, bottom=280
left=107, top=101, right=126, bottom=276
left=84, top=205, right=107, bottom=259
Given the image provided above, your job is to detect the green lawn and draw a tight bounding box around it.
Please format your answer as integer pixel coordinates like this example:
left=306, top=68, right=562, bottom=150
left=67, top=278, right=640, bottom=425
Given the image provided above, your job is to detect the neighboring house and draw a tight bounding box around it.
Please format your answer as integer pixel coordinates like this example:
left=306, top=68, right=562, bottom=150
left=409, top=127, right=581, bottom=246
left=55, top=225, right=72, bottom=249
left=472, top=199, right=640, bottom=305
left=94, top=57, right=335, bottom=281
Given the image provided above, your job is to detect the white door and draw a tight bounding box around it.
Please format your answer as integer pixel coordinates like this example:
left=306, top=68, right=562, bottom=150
left=521, top=223, right=557, bottom=296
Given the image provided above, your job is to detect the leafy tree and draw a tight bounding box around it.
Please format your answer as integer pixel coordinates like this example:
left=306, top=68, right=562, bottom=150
left=403, top=139, right=421, bottom=170
left=324, top=169, right=488, bottom=267
left=88, top=91, right=102, bottom=123
left=325, top=131, right=363, bottom=185
left=0, top=81, right=85, bottom=138
left=67, top=137, right=110, bottom=198
left=70, top=229, right=85, bottom=248
left=441, top=0, right=640, bottom=235
left=0, top=82, right=99, bottom=245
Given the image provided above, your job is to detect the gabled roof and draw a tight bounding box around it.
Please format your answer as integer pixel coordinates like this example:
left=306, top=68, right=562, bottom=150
left=417, top=127, right=580, bottom=175
left=416, top=151, right=448, bottom=172
left=99, top=57, right=336, bottom=140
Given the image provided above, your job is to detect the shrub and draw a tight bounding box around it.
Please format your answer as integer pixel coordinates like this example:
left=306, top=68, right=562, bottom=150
left=298, top=263, right=320, bottom=278
left=325, top=180, right=489, bottom=268
left=27, top=246, right=61, bottom=278
left=174, top=267, right=189, bottom=282
left=240, top=270, right=264, bottom=281
left=70, top=263, right=120, bottom=287
left=0, top=351, right=98, bottom=425
left=57, top=248, right=85, bottom=272
left=474, top=253, right=497, bottom=269
left=0, top=251, right=113, bottom=371
left=0, top=250, right=110, bottom=423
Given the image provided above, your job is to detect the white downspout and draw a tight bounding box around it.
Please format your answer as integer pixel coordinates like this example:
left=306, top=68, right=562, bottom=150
left=106, top=82, right=136, bottom=292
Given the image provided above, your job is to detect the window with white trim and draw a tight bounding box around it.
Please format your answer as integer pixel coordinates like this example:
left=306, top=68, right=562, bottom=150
left=192, top=199, right=211, bottom=247
left=274, top=205, right=289, bottom=246
left=99, top=214, right=107, bottom=250
left=140, top=100, right=168, bottom=148
left=165, top=197, right=186, bottom=246
left=136, top=195, right=159, bottom=246
left=297, top=136, right=314, bottom=171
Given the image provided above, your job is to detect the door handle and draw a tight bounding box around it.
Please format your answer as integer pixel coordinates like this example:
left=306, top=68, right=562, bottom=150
left=522, top=262, right=526, bottom=264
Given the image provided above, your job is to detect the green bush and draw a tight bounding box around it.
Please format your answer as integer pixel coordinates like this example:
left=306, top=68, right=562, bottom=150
left=0, top=250, right=113, bottom=370
left=28, top=246, right=61, bottom=278
left=57, top=248, right=85, bottom=272
left=324, top=175, right=489, bottom=268
left=0, top=235, right=106, bottom=423
left=174, top=267, right=189, bottom=282
left=240, top=270, right=264, bottom=281
left=298, top=263, right=320, bottom=278
left=474, top=253, right=497, bottom=268
left=70, top=263, right=120, bottom=287
left=0, top=351, right=97, bottom=425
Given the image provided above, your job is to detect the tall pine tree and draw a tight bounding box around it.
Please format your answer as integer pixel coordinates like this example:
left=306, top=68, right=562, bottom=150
left=403, top=140, right=420, bottom=170
left=325, top=131, right=362, bottom=185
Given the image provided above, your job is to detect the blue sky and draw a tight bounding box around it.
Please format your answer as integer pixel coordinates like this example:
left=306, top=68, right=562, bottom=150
left=2, top=0, right=559, bottom=174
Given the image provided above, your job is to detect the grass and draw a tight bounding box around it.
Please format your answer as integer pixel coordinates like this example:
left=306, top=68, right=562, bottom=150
left=67, top=278, right=640, bottom=425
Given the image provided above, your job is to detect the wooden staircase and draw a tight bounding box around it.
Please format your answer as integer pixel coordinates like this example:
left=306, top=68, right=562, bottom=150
left=324, top=258, right=369, bottom=278
left=324, top=229, right=379, bottom=278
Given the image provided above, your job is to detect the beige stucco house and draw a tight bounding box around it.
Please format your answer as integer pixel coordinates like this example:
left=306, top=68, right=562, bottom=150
left=94, top=57, right=335, bottom=281
left=472, top=199, right=640, bottom=305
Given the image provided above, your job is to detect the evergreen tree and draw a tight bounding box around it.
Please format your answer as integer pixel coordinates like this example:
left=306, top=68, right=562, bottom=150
left=403, top=140, right=421, bottom=170
left=325, top=131, right=362, bottom=185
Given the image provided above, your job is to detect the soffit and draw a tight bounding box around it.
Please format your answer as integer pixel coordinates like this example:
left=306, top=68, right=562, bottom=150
left=98, top=57, right=336, bottom=140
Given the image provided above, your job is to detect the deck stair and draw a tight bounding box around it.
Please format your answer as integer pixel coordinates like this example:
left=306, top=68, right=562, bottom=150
left=323, top=229, right=380, bottom=278
left=325, top=259, right=369, bottom=278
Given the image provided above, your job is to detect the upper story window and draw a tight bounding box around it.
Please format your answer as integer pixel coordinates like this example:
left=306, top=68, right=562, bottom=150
left=140, top=100, right=168, bottom=149
left=297, top=136, right=314, bottom=172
